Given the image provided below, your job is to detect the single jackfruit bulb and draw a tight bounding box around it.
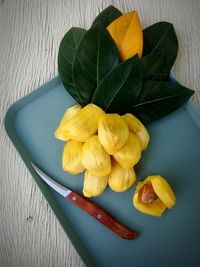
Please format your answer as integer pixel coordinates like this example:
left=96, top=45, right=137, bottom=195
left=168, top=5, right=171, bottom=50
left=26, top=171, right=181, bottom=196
left=150, top=175, right=176, bottom=209
left=107, top=11, right=143, bottom=60
left=113, top=133, right=141, bottom=169
left=62, top=140, right=85, bottom=174
left=54, top=104, right=82, bottom=141
left=98, top=114, right=129, bottom=155
left=81, top=135, right=111, bottom=177
left=62, top=104, right=105, bottom=142
left=83, top=170, right=108, bottom=197
left=108, top=160, right=136, bottom=192
left=133, top=175, right=176, bottom=216
left=123, top=113, right=149, bottom=151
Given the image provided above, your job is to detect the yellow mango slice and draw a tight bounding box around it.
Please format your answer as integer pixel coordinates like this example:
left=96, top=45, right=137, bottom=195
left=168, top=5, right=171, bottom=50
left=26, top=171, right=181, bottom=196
left=107, top=11, right=143, bottom=60
left=62, top=140, right=85, bottom=174
left=81, top=135, right=111, bottom=177
left=98, top=113, right=129, bottom=155
left=123, top=113, right=150, bottom=151
left=83, top=170, right=108, bottom=197
left=113, top=133, right=141, bottom=169
left=108, top=160, right=136, bottom=192
left=133, top=175, right=176, bottom=216
left=63, top=104, right=104, bottom=142
left=54, top=104, right=82, bottom=141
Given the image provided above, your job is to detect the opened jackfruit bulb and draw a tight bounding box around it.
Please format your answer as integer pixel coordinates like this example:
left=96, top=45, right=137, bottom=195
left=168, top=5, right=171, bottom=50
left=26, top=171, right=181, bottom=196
left=83, top=170, right=108, bottom=197
left=108, top=160, right=136, bottom=192
left=54, top=104, right=82, bottom=141
left=133, top=175, right=176, bottom=216
left=123, top=113, right=149, bottom=151
left=81, top=135, right=111, bottom=177
left=113, top=133, right=141, bottom=169
left=62, top=104, right=104, bottom=142
left=98, top=114, right=129, bottom=155
left=62, top=140, right=85, bottom=174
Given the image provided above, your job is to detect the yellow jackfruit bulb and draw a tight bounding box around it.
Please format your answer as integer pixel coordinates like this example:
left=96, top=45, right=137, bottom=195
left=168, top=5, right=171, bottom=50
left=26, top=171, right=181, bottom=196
left=107, top=11, right=143, bottom=60
left=62, top=103, right=104, bottom=142
left=83, top=170, right=108, bottom=197
left=98, top=114, right=129, bottom=155
left=54, top=104, right=82, bottom=141
left=81, top=135, right=111, bottom=177
left=133, top=175, right=176, bottom=217
left=123, top=113, right=150, bottom=151
left=108, top=160, right=136, bottom=192
left=151, top=175, right=176, bottom=209
left=113, top=133, right=141, bottom=169
left=62, top=140, right=85, bottom=174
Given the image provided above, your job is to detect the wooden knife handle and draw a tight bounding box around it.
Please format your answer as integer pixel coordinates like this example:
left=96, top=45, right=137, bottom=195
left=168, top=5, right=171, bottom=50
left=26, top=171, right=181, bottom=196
left=66, top=191, right=139, bottom=240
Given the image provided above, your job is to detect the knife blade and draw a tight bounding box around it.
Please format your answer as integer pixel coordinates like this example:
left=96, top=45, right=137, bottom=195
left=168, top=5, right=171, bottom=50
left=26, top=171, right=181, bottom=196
left=31, top=163, right=139, bottom=240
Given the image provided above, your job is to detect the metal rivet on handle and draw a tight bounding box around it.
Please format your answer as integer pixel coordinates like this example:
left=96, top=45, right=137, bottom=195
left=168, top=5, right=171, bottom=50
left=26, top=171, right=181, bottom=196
left=72, top=196, right=77, bottom=201
left=97, top=214, right=102, bottom=219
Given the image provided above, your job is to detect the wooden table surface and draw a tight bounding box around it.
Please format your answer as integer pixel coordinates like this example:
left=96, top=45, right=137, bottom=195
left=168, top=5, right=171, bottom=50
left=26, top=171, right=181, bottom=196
left=1, top=0, right=200, bottom=266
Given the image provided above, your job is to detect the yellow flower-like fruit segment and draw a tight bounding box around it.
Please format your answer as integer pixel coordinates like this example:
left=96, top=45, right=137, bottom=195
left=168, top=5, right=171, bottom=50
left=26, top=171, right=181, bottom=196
left=123, top=113, right=150, bottom=151
left=83, top=170, right=108, bottom=197
left=54, top=104, right=82, bottom=141
left=107, top=11, right=143, bottom=60
left=62, top=140, right=85, bottom=174
left=108, top=160, right=136, bottom=192
left=113, top=133, right=141, bottom=169
left=98, top=113, right=129, bottom=155
left=151, top=175, right=176, bottom=209
left=62, top=104, right=104, bottom=142
left=81, top=135, right=111, bottom=177
left=133, top=175, right=176, bottom=216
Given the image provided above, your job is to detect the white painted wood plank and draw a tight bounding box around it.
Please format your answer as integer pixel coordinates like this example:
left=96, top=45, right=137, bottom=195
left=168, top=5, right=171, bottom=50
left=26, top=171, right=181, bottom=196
left=0, top=0, right=200, bottom=266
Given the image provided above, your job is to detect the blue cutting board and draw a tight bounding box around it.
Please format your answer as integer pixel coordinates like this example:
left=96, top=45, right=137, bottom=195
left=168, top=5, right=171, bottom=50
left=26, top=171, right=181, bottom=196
left=4, top=76, right=200, bottom=267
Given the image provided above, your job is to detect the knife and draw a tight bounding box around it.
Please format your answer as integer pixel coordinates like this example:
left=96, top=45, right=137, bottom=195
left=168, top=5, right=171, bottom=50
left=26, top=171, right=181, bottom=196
left=31, top=163, right=139, bottom=240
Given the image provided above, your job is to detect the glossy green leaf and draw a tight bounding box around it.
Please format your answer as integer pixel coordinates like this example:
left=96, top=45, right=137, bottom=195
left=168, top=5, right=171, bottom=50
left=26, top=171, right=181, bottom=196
left=58, top=27, right=86, bottom=105
left=141, top=22, right=178, bottom=80
left=92, top=5, right=122, bottom=28
left=92, top=55, right=143, bottom=114
left=57, top=10, right=193, bottom=126
left=73, top=22, right=120, bottom=105
left=129, top=81, right=194, bottom=124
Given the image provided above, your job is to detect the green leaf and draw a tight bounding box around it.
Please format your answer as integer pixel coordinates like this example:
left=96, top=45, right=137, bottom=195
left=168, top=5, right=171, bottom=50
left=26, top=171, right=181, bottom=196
left=92, top=55, right=143, bottom=114
left=58, top=27, right=86, bottom=105
left=141, top=22, right=178, bottom=80
left=129, top=81, right=194, bottom=124
left=73, top=22, right=120, bottom=105
left=92, top=5, right=122, bottom=28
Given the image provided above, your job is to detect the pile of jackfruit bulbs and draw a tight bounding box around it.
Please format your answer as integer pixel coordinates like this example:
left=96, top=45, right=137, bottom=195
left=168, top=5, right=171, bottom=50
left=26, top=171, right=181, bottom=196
left=55, top=103, right=176, bottom=216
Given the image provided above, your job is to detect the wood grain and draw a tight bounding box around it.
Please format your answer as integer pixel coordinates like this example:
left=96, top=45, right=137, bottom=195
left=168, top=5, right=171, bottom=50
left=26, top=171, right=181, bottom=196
left=67, top=192, right=139, bottom=240
left=0, top=0, right=200, bottom=266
